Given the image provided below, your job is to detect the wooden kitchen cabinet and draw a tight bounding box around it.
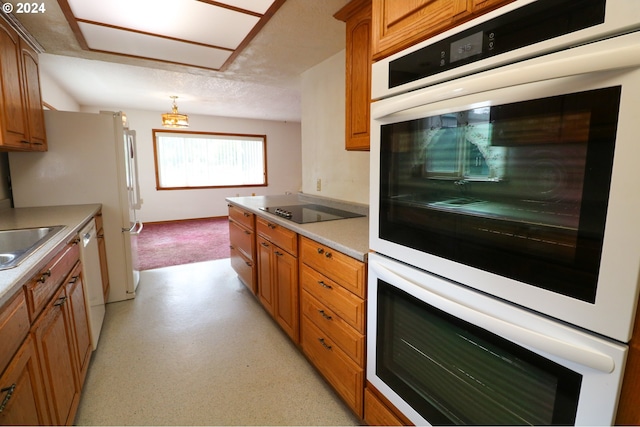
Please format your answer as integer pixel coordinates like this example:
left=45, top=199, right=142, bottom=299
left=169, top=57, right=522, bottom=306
left=228, top=204, right=257, bottom=294
left=371, top=0, right=514, bottom=61
left=335, top=0, right=371, bottom=151
left=299, top=236, right=366, bottom=418
left=0, top=237, right=91, bottom=426
left=256, top=218, right=299, bottom=343
left=32, top=283, right=81, bottom=426
left=0, top=17, right=46, bottom=151
left=95, top=212, right=111, bottom=302
left=364, top=385, right=412, bottom=426
left=65, top=263, right=92, bottom=388
left=0, top=335, right=49, bottom=425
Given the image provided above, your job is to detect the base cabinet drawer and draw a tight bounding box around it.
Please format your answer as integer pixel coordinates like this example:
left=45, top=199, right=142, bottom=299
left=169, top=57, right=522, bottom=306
left=0, top=291, right=30, bottom=375
left=301, top=289, right=364, bottom=366
left=301, top=264, right=365, bottom=333
left=229, top=219, right=254, bottom=261
left=301, top=316, right=364, bottom=417
left=230, top=244, right=257, bottom=294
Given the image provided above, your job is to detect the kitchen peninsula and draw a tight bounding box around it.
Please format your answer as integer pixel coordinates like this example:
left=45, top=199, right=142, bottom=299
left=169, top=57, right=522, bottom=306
left=226, top=193, right=369, bottom=418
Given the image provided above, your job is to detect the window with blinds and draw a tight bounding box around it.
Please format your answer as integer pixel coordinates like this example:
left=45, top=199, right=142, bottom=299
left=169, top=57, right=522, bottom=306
left=153, top=130, right=267, bottom=190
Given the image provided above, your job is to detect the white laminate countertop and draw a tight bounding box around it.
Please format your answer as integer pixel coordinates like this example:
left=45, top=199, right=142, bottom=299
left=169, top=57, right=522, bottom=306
left=0, top=204, right=102, bottom=307
left=226, top=194, right=370, bottom=262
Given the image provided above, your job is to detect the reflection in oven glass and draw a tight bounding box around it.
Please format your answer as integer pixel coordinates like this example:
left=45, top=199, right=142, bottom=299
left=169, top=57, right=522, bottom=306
left=379, top=86, right=621, bottom=302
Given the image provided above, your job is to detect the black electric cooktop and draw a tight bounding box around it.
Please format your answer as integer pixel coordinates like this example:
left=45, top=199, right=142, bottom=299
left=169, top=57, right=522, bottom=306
left=259, top=204, right=365, bottom=224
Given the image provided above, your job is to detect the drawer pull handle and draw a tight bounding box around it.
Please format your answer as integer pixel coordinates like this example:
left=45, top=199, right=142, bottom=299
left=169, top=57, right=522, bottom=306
left=324, top=252, right=332, bottom=258
left=69, top=275, right=80, bottom=284
left=275, top=251, right=283, bottom=257
left=260, top=242, right=270, bottom=248
left=318, top=280, right=332, bottom=289
left=317, top=248, right=324, bottom=254
left=229, top=245, right=234, bottom=249
left=268, top=223, right=276, bottom=229
left=244, top=212, right=250, bottom=217
left=0, top=384, right=16, bottom=413
left=38, top=270, right=52, bottom=283
left=318, top=338, right=332, bottom=350
left=318, top=310, right=332, bottom=320
left=53, top=296, right=67, bottom=307
left=244, top=230, right=251, bottom=235
left=245, top=261, right=253, bottom=267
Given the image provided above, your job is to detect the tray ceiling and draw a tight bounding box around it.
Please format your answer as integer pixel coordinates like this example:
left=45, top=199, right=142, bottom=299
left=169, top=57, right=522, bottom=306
left=58, top=0, right=285, bottom=71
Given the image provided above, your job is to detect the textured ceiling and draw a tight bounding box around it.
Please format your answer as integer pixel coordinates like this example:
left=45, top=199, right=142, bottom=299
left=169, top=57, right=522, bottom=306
left=5, top=0, right=350, bottom=122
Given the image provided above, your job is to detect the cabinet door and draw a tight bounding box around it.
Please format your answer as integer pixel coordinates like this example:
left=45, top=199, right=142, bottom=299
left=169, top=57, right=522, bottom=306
left=20, top=40, right=46, bottom=150
left=65, top=265, right=92, bottom=388
left=0, top=21, right=28, bottom=150
left=344, top=0, right=371, bottom=151
left=257, top=236, right=275, bottom=316
left=0, top=335, right=49, bottom=425
left=273, top=248, right=299, bottom=343
left=32, top=287, right=80, bottom=426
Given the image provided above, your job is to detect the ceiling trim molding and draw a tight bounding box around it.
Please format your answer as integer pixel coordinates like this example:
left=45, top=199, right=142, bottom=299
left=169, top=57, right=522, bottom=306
left=55, top=0, right=286, bottom=71
left=218, top=0, right=287, bottom=72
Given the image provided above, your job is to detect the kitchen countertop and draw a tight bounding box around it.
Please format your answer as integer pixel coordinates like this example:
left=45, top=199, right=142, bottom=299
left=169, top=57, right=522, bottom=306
left=226, top=194, right=370, bottom=262
left=0, top=204, right=102, bottom=308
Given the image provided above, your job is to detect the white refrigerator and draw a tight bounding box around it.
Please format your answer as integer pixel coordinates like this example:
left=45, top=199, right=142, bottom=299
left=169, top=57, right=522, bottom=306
left=8, top=110, right=143, bottom=303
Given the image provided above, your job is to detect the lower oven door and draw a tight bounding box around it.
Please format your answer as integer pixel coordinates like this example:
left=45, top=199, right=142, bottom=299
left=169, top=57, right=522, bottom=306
left=367, top=253, right=627, bottom=426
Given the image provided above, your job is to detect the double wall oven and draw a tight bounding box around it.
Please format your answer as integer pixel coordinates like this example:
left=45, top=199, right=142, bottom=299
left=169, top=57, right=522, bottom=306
left=368, top=0, right=640, bottom=425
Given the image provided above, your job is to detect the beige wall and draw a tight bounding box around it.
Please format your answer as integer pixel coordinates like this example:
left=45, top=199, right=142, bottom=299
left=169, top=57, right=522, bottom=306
left=301, top=50, right=370, bottom=204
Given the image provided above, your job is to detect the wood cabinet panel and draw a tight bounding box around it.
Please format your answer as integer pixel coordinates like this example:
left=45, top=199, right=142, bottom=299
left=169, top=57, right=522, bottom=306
left=335, top=0, right=372, bottom=151
left=301, top=289, right=364, bottom=365
left=300, top=264, right=365, bottom=334
left=256, top=217, right=297, bottom=256
left=0, top=335, right=49, bottom=425
left=65, top=263, right=91, bottom=388
left=257, top=236, right=275, bottom=315
left=0, top=17, right=46, bottom=151
left=229, top=219, right=254, bottom=261
left=364, top=386, right=411, bottom=426
left=230, top=244, right=257, bottom=294
left=300, top=236, right=365, bottom=298
left=301, top=316, right=364, bottom=417
left=273, top=247, right=299, bottom=342
left=0, top=20, right=28, bottom=150
left=32, top=286, right=80, bottom=426
left=19, top=40, right=46, bottom=150
left=95, top=212, right=110, bottom=302
left=228, top=204, right=255, bottom=231
left=0, top=291, right=30, bottom=375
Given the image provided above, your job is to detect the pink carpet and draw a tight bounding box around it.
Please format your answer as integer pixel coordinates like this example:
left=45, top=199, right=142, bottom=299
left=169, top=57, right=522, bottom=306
left=137, top=217, right=230, bottom=270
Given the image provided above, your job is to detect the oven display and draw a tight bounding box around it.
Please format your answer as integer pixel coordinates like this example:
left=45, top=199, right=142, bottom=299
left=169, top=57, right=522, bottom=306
left=450, top=31, right=484, bottom=63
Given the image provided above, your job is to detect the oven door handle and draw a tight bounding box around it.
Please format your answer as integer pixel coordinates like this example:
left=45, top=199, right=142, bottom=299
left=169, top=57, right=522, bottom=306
left=371, top=261, right=616, bottom=373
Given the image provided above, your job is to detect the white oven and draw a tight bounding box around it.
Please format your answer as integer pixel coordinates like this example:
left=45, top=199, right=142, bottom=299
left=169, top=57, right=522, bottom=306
left=367, top=253, right=627, bottom=426
left=368, top=0, right=640, bottom=424
left=370, top=0, right=640, bottom=343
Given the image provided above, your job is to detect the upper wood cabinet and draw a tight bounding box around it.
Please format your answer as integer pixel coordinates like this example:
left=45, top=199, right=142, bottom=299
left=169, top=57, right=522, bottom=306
left=0, top=17, right=46, bottom=152
left=371, top=0, right=514, bottom=61
left=335, top=0, right=371, bottom=151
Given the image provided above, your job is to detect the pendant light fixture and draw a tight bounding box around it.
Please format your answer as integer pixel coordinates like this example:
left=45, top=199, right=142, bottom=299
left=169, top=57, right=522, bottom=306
left=161, top=96, right=189, bottom=128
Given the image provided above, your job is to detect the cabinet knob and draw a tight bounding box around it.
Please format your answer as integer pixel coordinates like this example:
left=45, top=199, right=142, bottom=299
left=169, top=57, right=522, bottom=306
left=317, top=248, right=324, bottom=254
left=37, top=270, right=51, bottom=283
left=325, top=252, right=332, bottom=259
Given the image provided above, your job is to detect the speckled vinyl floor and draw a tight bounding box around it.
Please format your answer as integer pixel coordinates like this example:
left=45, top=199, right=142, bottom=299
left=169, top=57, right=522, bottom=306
left=74, top=259, right=361, bottom=426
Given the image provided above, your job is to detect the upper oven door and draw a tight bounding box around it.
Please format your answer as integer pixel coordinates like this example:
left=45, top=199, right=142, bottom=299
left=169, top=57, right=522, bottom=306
left=370, top=31, right=640, bottom=343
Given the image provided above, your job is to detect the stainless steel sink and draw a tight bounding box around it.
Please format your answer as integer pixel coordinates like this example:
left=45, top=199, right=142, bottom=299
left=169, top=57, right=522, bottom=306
left=0, top=225, right=66, bottom=270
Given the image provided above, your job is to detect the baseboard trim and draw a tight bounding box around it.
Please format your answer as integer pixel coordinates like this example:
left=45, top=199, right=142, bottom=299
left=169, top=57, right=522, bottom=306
left=143, top=216, right=228, bottom=226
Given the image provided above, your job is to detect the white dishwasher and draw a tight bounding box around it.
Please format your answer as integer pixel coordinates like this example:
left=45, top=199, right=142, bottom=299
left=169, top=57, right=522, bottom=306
left=79, top=218, right=106, bottom=350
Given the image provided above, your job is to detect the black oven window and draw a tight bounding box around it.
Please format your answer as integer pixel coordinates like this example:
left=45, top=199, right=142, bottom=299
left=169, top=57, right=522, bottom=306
left=376, top=280, right=582, bottom=425
left=379, top=86, right=621, bottom=302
